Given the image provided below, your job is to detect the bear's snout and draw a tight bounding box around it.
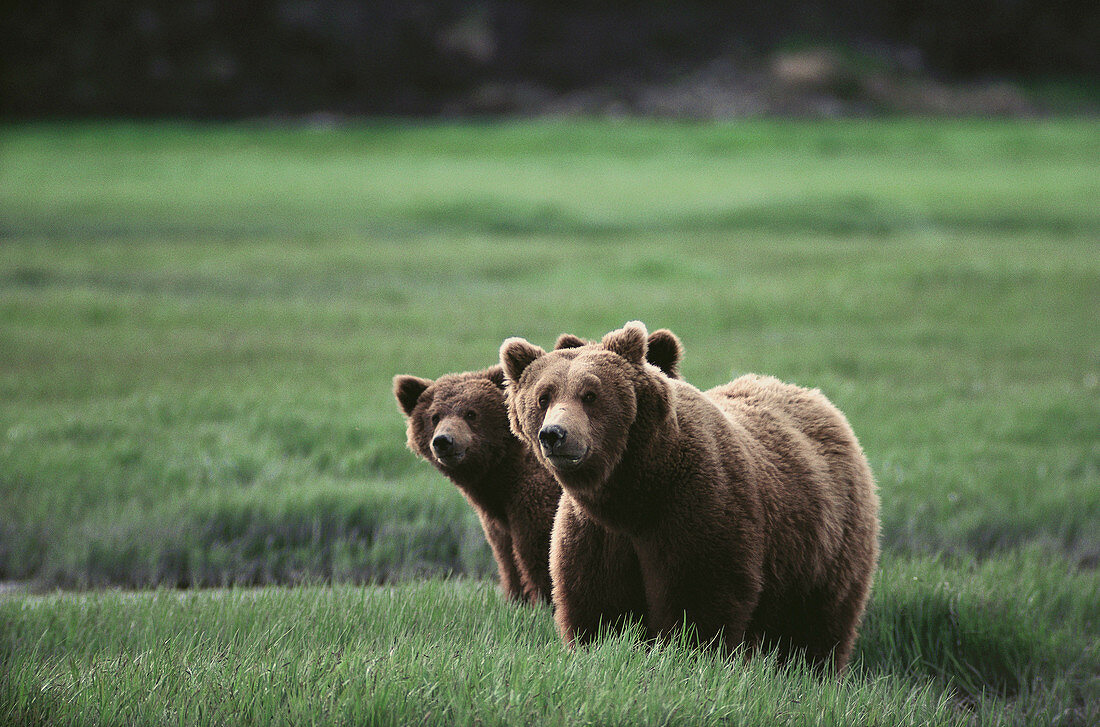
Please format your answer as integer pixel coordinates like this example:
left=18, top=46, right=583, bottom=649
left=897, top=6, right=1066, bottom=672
left=538, top=422, right=588, bottom=468
left=538, top=424, right=566, bottom=449
left=431, top=429, right=468, bottom=467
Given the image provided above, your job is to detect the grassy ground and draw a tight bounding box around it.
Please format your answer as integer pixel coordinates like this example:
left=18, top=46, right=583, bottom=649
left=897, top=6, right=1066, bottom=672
left=1, top=120, right=1098, bottom=724
left=2, top=554, right=1097, bottom=726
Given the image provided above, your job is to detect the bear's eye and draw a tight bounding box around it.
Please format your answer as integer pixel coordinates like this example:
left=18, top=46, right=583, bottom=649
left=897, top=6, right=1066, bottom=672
left=464, top=410, right=477, bottom=422
left=581, top=391, right=597, bottom=404
left=537, top=393, right=550, bottom=410
left=430, top=413, right=440, bottom=426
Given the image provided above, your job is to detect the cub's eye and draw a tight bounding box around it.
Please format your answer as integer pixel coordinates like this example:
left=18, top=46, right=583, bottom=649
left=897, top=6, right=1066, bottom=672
left=581, top=391, right=597, bottom=404
left=464, top=410, right=477, bottom=422
left=430, top=413, right=440, bottom=425
left=537, top=394, right=550, bottom=410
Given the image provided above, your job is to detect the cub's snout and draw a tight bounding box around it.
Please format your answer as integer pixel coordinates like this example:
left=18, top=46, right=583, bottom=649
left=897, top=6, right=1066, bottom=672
left=430, top=421, right=470, bottom=466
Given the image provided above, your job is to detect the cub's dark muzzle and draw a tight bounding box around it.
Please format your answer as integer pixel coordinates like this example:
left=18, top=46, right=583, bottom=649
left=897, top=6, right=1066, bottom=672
left=431, top=433, right=466, bottom=465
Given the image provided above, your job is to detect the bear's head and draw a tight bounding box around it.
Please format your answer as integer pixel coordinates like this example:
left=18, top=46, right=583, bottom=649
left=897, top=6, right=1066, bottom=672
left=393, top=366, right=511, bottom=480
left=501, top=321, right=673, bottom=490
left=552, top=328, right=683, bottom=379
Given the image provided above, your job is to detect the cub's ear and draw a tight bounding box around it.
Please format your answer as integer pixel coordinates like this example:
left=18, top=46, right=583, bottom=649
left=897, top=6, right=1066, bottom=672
left=500, top=337, right=545, bottom=384
left=553, top=333, right=587, bottom=350
left=601, top=321, right=648, bottom=365
left=393, top=375, right=432, bottom=416
left=646, top=329, right=683, bottom=378
left=485, top=364, right=507, bottom=390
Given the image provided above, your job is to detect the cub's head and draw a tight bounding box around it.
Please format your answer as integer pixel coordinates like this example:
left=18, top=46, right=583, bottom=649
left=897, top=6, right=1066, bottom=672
left=501, top=321, right=672, bottom=489
left=393, top=366, right=511, bottom=479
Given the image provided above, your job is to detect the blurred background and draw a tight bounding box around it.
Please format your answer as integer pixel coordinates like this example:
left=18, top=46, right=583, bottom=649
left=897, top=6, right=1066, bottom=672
left=4, top=0, right=1098, bottom=119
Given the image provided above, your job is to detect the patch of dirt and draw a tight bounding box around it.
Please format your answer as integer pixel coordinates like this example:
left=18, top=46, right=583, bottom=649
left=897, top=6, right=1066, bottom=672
left=446, top=47, right=1047, bottom=118
left=0, top=581, right=32, bottom=597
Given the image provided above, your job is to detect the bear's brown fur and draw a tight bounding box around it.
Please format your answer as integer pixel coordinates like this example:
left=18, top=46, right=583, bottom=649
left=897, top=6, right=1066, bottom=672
left=394, top=365, right=559, bottom=604
left=393, top=331, right=683, bottom=605
left=553, top=328, right=683, bottom=380
left=500, top=322, right=879, bottom=671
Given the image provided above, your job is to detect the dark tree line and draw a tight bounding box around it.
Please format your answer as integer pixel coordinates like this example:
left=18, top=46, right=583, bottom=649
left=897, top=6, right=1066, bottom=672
left=3, top=1, right=1097, bottom=117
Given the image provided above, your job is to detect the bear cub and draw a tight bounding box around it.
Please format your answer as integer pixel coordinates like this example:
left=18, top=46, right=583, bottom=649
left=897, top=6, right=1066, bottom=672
left=500, top=322, right=879, bottom=670
left=394, top=330, right=682, bottom=604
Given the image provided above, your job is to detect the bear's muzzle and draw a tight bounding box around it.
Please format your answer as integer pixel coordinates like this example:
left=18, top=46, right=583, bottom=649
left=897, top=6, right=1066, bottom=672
left=431, top=430, right=468, bottom=467
left=538, top=423, right=588, bottom=469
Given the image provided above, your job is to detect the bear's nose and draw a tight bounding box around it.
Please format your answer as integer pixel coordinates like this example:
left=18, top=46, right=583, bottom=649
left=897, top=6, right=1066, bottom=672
left=432, top=433, right=455, bottom=454
left=538, top=424, right=567, bottom=450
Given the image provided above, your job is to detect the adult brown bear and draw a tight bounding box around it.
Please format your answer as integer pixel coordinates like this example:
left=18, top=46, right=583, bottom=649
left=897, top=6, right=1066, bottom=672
left=500, top=322, right=879, bottom=670
left=393, top=330, right=683, bottom=604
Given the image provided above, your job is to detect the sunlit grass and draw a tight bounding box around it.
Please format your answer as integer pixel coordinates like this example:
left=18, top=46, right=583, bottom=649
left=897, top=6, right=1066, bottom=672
left=1, top=231, right=1096, bottom=585
left=3, top=120, right=1097, bottom=238
left=0, top=120, right=1097, bottom=725
left=2, top=552, right=1096, bottom=726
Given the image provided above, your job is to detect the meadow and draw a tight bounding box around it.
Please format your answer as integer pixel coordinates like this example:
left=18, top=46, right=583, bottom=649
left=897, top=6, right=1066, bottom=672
left=1, top=120, right=1098, bottom=725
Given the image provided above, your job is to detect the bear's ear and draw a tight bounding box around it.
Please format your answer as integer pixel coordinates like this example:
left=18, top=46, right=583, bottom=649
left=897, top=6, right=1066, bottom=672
left=601, top=321, right=648, bottom=366
left=485, top=364, right=507, bottom=390
left=500, top=337, right=545, bottom=384
left=553, top=333, right=587, bottom=350
left=393, top=375, right=432, bottom=416
left=646, top=329, right=683, bottom=378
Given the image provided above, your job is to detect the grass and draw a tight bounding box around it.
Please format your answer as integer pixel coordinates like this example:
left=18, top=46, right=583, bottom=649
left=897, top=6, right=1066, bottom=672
left=1, top=119, right=1098, bottom=724
left=2, top=553, right=1096, bottom=726
left=3, top=120, right=1098, bottom=239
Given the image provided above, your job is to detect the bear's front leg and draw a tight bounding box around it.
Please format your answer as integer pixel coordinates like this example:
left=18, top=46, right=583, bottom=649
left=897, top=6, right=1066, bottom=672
left=478, top=512, right=525, bottom=602
left=511, top=532, right=552, bottom=605
left=636, top=542, right=763, bottom=657
left=550, top=495, right=647, bottom=647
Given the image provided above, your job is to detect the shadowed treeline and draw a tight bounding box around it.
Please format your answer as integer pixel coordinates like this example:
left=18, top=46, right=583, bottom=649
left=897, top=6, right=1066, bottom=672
left=4, top=1, right=1097, bottom=118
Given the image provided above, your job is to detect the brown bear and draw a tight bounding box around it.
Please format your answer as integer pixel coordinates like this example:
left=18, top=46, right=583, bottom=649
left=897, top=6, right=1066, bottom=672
left=552, top=329, right=683, bottom=379
left=500, top=322, right=879, bottom=671
left=393, top=331, right=683, bottom=604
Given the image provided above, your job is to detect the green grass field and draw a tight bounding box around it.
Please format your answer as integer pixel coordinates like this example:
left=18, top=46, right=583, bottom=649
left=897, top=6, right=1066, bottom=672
left=1, top=120, right=1098, bottom=725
